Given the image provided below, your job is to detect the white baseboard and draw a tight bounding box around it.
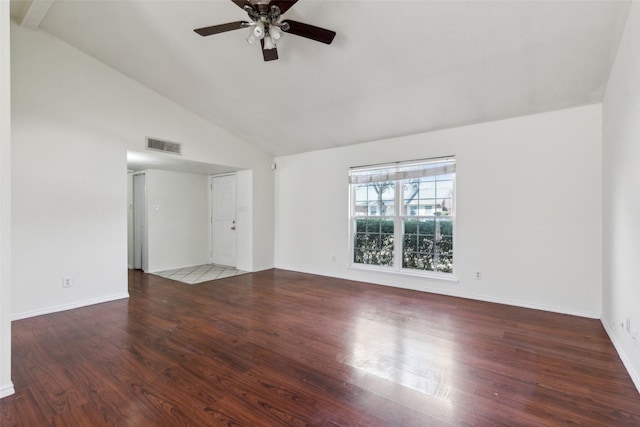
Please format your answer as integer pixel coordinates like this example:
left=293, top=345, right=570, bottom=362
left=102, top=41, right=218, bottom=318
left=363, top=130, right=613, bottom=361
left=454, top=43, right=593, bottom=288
left=0, top=383, right=15, bottom=399
left=435, top=287, right=601, bottom=319
left=11, top=293, right=130, bottom=321
left=602, top=319, right=640, bottom=394
left=274, top=265, right=601, bottom=319
left=251, top=264, right=275, bottom=273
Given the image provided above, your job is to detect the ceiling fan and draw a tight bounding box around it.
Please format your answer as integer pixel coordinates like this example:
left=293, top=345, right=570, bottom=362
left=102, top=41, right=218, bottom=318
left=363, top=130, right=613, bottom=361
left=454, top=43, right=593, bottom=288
left=194, top=0, right=336, bottom=62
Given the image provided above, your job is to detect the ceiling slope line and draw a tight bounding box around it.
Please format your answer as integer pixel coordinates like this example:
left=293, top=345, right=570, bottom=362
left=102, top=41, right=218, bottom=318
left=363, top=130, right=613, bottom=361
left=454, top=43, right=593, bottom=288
left=19, top=0, right=54, bottom=30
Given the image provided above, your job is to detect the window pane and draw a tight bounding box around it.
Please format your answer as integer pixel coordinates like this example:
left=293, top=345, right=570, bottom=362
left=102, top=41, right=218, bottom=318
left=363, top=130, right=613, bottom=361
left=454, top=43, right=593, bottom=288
left=404, top=219, right=418, bottom=234
left=418, top=218, right=434, bottom=235
left=403, top=251, right=418, bottom=269
left=366, top=218, right=380, bottom=233
left=403, top=180, right=420, bottom=216
left=436, top=179, right=453, bottom=194
left=353, top=183, right=395, bottom=267
left=403, top=217, right=453, bottom=273
left=353, top=231, right=394, bottom=266
left=354, top=234, right=368, bottom=263
left=404, top=181, right=419, bottom=200
left=354, top=185, right=369, bottom=202
left=367, top=184, right=378, bottom=201
left=404, top=234, right=417, bottom=252
left=354, top=182, right=394, bottom=217
left=419, top=200, right=437, bottom=216
left=354, top=203, right=368, bottom=216
left=437, top=218, right=453, bottom=238
left=379, top=233, right=394, bottom=266
left=418, top=236, right=434, bottom=254
left=439, top=198, right=453, bottom=216
left=434, top=179, right=454, bottom=216
left=419, top=181, right=436, bottom=199
left=380, top=218, right=394, bottom=234
left=436, top=254, right=453, bottom=273
left=403, top=252, right=434, bottom=271
left=377, top=182, right=394, bottom=216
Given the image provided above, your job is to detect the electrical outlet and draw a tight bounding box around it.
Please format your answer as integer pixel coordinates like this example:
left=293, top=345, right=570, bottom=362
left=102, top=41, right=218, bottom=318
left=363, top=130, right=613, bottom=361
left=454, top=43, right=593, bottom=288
left=63, top=276, right=73, bottom=288
left=626, top=317, right=631, bottom=333
left=475, top=272, right=482, bottom=280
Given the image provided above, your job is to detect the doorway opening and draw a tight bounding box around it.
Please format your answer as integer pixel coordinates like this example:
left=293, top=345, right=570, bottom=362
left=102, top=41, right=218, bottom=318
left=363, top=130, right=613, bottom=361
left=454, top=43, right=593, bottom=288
left=126, top=150, right=252, bottom=275
left=132, top=173, right=146, bottom=271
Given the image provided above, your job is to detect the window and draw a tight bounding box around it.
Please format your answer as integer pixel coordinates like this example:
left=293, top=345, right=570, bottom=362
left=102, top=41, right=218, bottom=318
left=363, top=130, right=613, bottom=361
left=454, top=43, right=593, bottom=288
left=350, top=157, right=456, bottom=276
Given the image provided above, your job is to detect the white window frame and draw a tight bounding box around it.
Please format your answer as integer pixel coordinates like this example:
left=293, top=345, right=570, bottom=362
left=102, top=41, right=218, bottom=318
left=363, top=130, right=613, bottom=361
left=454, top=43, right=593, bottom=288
left=348, top=157, right=457, bottom=281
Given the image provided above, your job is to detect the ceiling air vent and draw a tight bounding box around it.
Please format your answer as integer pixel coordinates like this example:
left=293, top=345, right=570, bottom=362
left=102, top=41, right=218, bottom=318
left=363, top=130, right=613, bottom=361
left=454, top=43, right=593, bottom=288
left=146, top=137, right=182, bottom=155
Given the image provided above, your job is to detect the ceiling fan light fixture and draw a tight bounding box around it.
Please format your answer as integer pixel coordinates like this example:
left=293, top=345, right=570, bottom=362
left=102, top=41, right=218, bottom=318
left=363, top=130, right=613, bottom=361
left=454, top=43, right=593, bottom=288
left=269, top=25, right=281, bottom=41
left=263, top=35, right=276, bottom=50
left=253, top=21, right=265, bottom=38
left=246, top=28, right=259, bottom=45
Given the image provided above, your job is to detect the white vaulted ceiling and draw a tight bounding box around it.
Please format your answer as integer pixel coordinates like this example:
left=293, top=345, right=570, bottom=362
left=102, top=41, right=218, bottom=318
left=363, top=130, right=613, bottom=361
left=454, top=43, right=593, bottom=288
left=10, top=0, right=631, bottom=156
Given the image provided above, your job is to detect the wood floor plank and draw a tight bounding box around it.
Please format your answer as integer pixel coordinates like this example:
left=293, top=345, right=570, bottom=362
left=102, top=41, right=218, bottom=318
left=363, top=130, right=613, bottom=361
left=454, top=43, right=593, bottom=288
left=0, top=388, right=51, bottom=426
left=1, top=268, right=639, bottom=426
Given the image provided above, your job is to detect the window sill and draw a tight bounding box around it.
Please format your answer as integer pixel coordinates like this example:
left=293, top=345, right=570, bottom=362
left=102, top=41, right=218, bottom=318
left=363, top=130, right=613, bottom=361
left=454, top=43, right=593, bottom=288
left=347, top=263, right=459, bottom=283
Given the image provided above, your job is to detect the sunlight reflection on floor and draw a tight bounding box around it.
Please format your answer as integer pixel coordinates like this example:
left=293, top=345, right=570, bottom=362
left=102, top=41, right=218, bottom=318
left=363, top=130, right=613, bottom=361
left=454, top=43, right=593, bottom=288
left=341, top=315, right=455, bottom=400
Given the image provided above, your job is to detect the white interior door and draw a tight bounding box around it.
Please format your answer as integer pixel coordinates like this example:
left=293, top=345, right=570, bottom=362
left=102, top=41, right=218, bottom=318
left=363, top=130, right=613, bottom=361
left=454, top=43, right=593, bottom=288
left=133, top=173, right=146, bottom=270
left=211, top=174, right=237, bottom=267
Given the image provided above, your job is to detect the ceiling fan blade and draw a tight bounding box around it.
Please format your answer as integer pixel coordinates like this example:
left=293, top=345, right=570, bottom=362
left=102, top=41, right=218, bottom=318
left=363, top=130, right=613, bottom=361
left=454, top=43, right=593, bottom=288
left=194, top=21, right=249, bottom=37
left=230, top=0, right=252, bottom=11
left=260, top=39, right=279, bottom=61
left=281, top=20, right=336, bottom=45
left=269, top=0, right=298, bottom=15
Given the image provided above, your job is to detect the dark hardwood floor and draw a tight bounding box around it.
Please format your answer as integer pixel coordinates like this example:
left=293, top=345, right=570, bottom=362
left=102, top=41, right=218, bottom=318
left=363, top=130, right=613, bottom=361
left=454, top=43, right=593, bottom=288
left=1, top=269, right=639, bottom=426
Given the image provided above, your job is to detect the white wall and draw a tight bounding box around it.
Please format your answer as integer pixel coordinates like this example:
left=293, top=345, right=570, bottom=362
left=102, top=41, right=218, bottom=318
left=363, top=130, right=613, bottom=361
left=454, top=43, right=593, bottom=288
left=11, top=118, right=130, bottom=319
left=275, top=105, right=602, bottom=318
left=11, top=23, right=274, bottom=319
left=144, top=169, right=209, bottom=273
left=602, top=1, right=640, bottom=392
left=0, top=1, right=15, bottom=399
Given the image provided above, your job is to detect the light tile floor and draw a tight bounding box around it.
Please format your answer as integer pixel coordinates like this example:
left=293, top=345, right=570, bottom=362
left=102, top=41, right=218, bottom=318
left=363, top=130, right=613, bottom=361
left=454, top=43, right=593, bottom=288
left=152, top=264, right=248, bottom=285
